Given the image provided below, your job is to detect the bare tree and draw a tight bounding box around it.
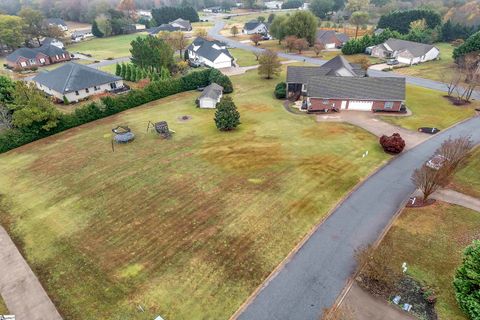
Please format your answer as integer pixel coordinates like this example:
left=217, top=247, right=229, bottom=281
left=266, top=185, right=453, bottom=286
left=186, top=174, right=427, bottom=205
left=454, top=52, right=480, bottom=102
left=253, top=51, right=261, bottom=61
left=411, top=165, right=447, bottom=201
left=436, top=136, right=474, bottom=171
left=313, top=42, right=324, bottom=56
left=284, top=35, right=298, bottom=52
left=294, top=38, right=309, bottom=54
left=250, top=33, right=262, bottom=46
left=442, top=71, right=461, bottom=97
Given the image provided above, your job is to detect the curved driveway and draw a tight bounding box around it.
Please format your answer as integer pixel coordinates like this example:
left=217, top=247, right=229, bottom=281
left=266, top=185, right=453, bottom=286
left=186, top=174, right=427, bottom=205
left=207, top=20, right=480, bottom=320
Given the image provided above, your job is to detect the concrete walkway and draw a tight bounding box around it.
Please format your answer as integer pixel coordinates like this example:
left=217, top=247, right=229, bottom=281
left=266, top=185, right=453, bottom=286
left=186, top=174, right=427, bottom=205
left=0, top=227, right=62, bottom=320
left=432, top=189, right=480, bottom=212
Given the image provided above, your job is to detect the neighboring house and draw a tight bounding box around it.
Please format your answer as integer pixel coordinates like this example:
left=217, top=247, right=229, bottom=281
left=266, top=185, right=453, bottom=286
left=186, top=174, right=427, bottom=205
left=265, top=1, right=283, bottom=9
left=370, top=38, right=440, bottom=65
left=71, top=30, right=93, bottom=42
left=316, top=30, right=349, bottom=49
left=187, top=37, right=234, bottom=69
left=148, top=24, right=181, bottom=35
left=243, top=20, right=268, bottom=35
left=137, top=10, right=152, bottom=20
left=197, top=83, right=224, bottom=108
left=170, top=18, right=192, bottom=31
left=301, top=3, right=310, bottom=10
left=6, top=44, right=71, bottom=69
left=285, top=55, right=406, bottom=112
left=203, top=6, right=222, bottom=12
left=41, top=37, right=64, bottom=49
left=33, top=62, right=124, bottom=103
left=45, top=18, right=68, bottom=31
left=373, top=28, right=384, bottom=36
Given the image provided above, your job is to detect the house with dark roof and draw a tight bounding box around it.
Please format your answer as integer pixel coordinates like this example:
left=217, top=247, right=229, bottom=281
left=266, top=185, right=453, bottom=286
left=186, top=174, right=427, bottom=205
left=33, top=62, right=124, bottom=103
left=242, top=20, right=268, bottom=35
left=170, top=18, right=192, bottom=31
left=285, top=55, right=406, bottom=112
left=41, top=37, right=64, bottom=49
left=45, top=18, right=68, bottom=31
left=371, top=38, right=440, bottom=65
left=148, top=24, right=181, bottom=35
left=71, top=30, right=94, bottom=42
left=197, top=83, right=224, bottom=108
left=6, top=44, right=70, bottom=69
left=316, top=30, right=349, bottom=49
left=187, top=37, right=234, bottom=69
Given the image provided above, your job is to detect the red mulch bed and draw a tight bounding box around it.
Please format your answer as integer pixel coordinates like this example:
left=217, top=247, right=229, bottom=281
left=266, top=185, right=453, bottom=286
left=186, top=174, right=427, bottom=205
left=406, top=197, right=436, bottom=207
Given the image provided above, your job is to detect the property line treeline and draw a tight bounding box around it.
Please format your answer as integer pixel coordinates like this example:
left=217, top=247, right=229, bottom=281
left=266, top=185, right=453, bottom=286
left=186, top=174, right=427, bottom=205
left=0, top=68, right=230, bottom=153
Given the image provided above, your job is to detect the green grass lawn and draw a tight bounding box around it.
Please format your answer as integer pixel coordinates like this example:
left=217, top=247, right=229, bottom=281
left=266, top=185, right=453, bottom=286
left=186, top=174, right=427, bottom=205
left=391, top=43, right=457, bottom=82
left=230, top=48, right=260, bottom=66
left=99, top=63, right=117, bottom=74
left=0, top=67, right=390, bottom=320
left=67, top=33, right=147, bottom=60
left=380, top=85, right=477, bottom=130
left=377, top=202, right=478, bottom=320
left=448, top=146, right=480, bottom=199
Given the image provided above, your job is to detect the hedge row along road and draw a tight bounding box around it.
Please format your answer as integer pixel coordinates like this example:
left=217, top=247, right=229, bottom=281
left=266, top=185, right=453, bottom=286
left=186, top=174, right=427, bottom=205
left=206, top=19, right=480, bottom=320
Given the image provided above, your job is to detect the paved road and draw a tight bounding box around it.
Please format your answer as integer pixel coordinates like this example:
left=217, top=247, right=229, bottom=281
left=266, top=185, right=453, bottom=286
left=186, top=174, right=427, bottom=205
left=209, top=21, right=480, bottom=100
left=0, top=227, right=63, bottom=320
left=235, top=116, right=480, bottom=320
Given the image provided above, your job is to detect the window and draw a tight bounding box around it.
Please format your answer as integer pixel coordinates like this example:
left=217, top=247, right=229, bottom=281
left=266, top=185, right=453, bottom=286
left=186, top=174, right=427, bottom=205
left=75, top=91, right=79, bottom=96
left=110, top=82, right=117, bottom=89
left=55, top=55, right=59, bottom=59
left=94, top=86, right=100, bottom=91
left=301, top=84, right=306, bottom=92
left=85, top=88, right=89, bottom=93
left=384, top=101, right=394, bottom=109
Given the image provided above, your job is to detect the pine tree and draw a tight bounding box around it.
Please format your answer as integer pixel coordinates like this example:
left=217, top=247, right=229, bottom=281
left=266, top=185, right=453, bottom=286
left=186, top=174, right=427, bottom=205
left=125, top=64, right=132, bottom=81
left=214, top=96, right=240, bottom=131
left=120, top=63, right=127, bottom=78
left=115, top=63, right=121, bottom=76
left=135, top=67, right=142, bottom=82
left=91, top=20, right=104, bottom=38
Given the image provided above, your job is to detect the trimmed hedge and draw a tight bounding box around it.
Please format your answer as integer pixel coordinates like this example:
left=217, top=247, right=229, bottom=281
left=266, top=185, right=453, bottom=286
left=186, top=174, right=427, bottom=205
left=0, top=68, right=223, bottom=153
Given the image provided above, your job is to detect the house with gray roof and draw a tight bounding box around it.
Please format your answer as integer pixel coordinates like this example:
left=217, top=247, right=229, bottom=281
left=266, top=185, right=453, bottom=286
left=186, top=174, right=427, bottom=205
left=316, top=30, right=349, bottom=49
left=6, top=44, right=70, bottom=69
left=242, top=20, right=268, bottom=35
left=197, top=83, right=224, bottom=108
left=170, top=18, right=192, bottom=31
left=41, top=37, right=64, bottom=49
left=33, top=62, right=124, bottom=103
left=187, top=37, right=234, bottom=69
left=148, top=24, right=181, bottom=35
left=45, top=18, right=68, bottom=31
left=371, top=38, right=439, bottom=65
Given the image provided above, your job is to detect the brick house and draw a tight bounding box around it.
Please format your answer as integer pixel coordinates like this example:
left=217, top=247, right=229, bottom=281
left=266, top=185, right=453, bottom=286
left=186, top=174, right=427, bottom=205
left=316, top=30, right=349, bottom=49
left=6, top=44, right=71, bottom=69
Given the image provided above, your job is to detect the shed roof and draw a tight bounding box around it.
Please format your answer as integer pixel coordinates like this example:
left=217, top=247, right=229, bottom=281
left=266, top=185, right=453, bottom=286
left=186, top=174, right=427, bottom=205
left=199, top=83, right=224, bottom=100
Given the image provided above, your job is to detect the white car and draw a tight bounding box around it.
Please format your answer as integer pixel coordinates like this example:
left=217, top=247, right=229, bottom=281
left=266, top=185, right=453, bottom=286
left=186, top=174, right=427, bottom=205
left=426, top=154, right=449, bottom=170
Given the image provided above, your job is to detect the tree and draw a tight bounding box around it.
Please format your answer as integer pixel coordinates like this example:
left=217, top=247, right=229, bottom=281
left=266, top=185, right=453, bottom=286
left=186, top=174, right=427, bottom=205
left=168, top=31, right=188, bottom=58
left=160, top=66, right=171, bottom=80
left=177, top=60, right=189, bottom=74
left=345, top=0, right=370, bottom=11
left=284, top=35, right=298, bottom=52
left=95, top=15, right=112, bottom=37
left=209, top=69, right=233, bottom=93
left=268, top=13, right=276, bottom=24
left=284, top=11, right=318, bottom=45
left=294, top=38, right=309, bottom=53
left=274, top=82, right=286, bottom=99
left=313, top=42, right=324, bottom=56
left=0, top=14, right=25, bottom=50
left=411, top=165, right=446, bottom=201
left=310, top=0, right=334, bottom=19
left=453, top=31, right=480, bottom=60
left=115, top=63, right=121, bottom=76
left=214, top=96, right=240, bottom=131
left=454, top=240, right=480, bottom=319
left=195, top=28, right=207, bottom=37
left=117, top=0, right=136, bottom=19
left=377, top=9, right=442, bottom=34
left=130, top=36, right=174, bottom=73
left=0, top=76, right=15, bottom=129
left=350, top=11, right=369, bottom=39
left=151, top=7, right=199, bottom=25
left=230, top=25, right=239, bottom=37
left=120, top=63, right=127, bottom=78
left=258, top=16, right=265, bottom=23
left=125, top=63, right=132, bottom=81
left=19, top=7, right=44, bottom=46
left=243, top=0, right=256, bottom=9
left=379, top=133, right=405, bottom=154
left=281, top=0, right=303, bottom=9
left=250, top=33, right=262, bottom=46
left=8, top=82, right=60, bottom=132
left=91, top=20, right=104, bottom=38
left=436, top=136, right=473, bottom=171
left=270, top=15, right=288, bottom=44
left=258, top=49, right=282, bottom=79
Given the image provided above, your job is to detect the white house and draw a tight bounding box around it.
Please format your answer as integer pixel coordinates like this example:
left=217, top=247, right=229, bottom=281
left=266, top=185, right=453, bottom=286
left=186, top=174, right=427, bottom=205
left=264, top=1, right=283, bottom=9
left=71, top=30, right=93, bottom=42
left=41, top=37, right=64, bottom=49
left=45, top=18, right=68, bottom=31
left=198, top=83, right=223, bottom=108
left=187, top=37, right=234, bottom=69
left=371, top=38, right=440, bottom=65
left=33, top=62, right=124, bottom=103
left=242, top=20, right=268, bottom=35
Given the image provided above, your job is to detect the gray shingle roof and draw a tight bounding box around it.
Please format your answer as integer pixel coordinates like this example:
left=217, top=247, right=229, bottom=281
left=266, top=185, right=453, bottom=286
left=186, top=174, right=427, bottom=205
left=148, top=24, right=181, bottom=34
left=307, top=77, right=405, bottom=100
left=33, top=62, right=121, bottom=94
left=188, top=37, right=233, bottom=63
left=286, top=66, right=330, bottom=83
left=6, top=44, right=67, bottom=62
left=171, top=18, right=192, bottom=30
left=383, top=38, right=436, bottom=58
left=316, top=30, right=349, bottom=44
left=46, top=18, right=67, bottom=26
left=244, top=20, right=263, bottom=31
left=199, top=83, right=223, bottom=99
left=286, top=56, right=364, bottom=83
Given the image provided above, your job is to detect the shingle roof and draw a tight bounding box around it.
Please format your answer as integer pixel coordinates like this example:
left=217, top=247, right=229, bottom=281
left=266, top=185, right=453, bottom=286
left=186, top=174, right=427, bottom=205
left=46, top=18, right=67, bottom=26
left=316, top=30, right=349, bottom=44
left=307, top=77, right=406, bottom=100
left=171, top=18, right=191, bottom=30
left=6, top=44, right=67, bottom=62
left=320, top=55, right=360, bottom=76
left=188, top=37, right=233, bottom=62
left=383, top=38, right=436, bottom=57
left=36, top=44, right=66, bottom=56
left=286, top=66, right=330, bottom=83
left=244, top=20, right=263, bottom=31
left=199, top=83, right=223, bottom=99
left=33, top=62, right=121, bottom=94
left=286, top=56, right=364, bottom=83
left=148, top=24, right=181, bottom=34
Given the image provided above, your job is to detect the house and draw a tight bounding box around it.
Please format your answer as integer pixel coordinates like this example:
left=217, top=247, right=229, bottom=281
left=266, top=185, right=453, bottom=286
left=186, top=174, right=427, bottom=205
left=285, top=55, right=406, bottom=112
left=45, top=18, right=68, bottom=31
left=41, top=37, right=64, bottom=49
left=137, top=10, right=153, bottom=20
left=148, top=24, right=181, bottom=35
left=373, top=28, right=385, bottom=36
left=71, top=30, right=93, bottom=42
left=187, top=37, right=234, bottom=69
left=316, top=30, right=349, bottom=49
left=264, top=1, right=283, bottom=9
left=370, top=38, right=440, bottom=65
left=243, top=20, right=268, bottom=35
left=197, top=83, right=224, bottom=108
left=305, top=77, right=406, bottom=112
left=169, top=18, right=192, bottom=31
left=203, top=6, right=222, bottom=12
left=6, top=44, right=70, bottom=69
left=33, top=62, right=124, bottom=103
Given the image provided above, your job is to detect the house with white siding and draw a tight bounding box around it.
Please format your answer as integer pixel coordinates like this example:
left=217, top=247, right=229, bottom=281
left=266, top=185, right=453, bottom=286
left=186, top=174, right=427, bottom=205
left=242, top=20, right=268, bottom=35
left=187, top=37, right=234, bottom=69
left=370, top=38, right=440, bottom=65
left=33, top=62, right=124, bottom=103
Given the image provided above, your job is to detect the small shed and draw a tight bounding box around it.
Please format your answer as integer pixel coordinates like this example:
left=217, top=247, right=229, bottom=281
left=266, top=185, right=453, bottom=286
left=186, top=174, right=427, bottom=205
left=198, top=83, right=224, bottom=109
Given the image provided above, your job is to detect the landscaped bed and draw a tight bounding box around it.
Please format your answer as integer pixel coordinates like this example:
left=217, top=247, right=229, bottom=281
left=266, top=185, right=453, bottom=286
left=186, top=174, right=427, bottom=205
left=0, top=67, right=389, bottom=320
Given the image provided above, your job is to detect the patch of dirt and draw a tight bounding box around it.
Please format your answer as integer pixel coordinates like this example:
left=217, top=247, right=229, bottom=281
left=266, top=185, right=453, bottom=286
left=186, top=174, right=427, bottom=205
left=393, top=277, right=438, bottom=320
left=177, top=115, right=192, bottom=122
left=443, top=95, right=471, bottom=106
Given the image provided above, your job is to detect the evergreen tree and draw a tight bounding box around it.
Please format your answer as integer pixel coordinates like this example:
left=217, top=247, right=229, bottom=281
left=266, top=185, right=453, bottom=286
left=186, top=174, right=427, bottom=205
left=115, top=63, right=121, bottom=76
left=120, top=63, right=127, bottom=78
left=214, top=96, right=240, bottom=131
left=135, top=67, right=142, bottom=81
left=125, top=64, right=132, bottom=81
left=91, top=20, right=104, bottom=38
left=454, top=240, right=480, bottom=319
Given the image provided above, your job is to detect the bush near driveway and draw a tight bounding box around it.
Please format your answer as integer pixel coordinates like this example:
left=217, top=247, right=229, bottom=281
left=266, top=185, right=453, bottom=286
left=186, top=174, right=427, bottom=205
left=454, top=240, right=480, bottom=319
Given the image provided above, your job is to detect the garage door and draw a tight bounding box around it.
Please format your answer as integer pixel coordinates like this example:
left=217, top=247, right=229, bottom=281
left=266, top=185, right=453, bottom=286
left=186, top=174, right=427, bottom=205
left=215, top=60, right=233, bottom=69
left=397, top=56, right=412, bottom=64
left=348, top=100, right=373, bottom=111
left=325, top=43, right=336, bottom=49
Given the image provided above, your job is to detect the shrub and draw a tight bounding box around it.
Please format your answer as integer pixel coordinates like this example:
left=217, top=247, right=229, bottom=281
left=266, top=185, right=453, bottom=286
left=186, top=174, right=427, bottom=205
left=379, top=133, right=405, bottom=154
left=63, top=95, right=69, bottom=105
left=209, top=69, right=233, bottom=93
left=214, top=96, right=240, bottom=131
left=454, top=240, right=480, bottom=319
left=274, top=82, right=286, bottom=99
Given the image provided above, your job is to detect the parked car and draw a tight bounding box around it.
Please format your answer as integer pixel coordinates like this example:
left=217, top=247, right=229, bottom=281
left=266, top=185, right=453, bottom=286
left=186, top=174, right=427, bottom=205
left=189, top=60, right=202, bottom=68
left=426, top=154, right=449, bottom=170
left=386, top=59, right=399, bottom=65
left=418, top=127, right=440, bottom=134
left=261, top=34, right=271, bottom=40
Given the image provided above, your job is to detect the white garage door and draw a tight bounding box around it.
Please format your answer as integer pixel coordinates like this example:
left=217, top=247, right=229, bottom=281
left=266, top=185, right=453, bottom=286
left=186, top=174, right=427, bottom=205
left=214, top=60, right=232, bottom=69
left=397, top=56, right=412, bottom=64
left=348, top=100, right=373, bottom=111
left=325, top=43, right=336, bottom=49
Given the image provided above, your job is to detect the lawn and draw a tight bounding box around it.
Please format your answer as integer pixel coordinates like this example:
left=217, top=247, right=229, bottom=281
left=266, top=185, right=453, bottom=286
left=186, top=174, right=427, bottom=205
left=448, top=146, right=480, bottom=199
left=67, top=33, right=147, bottom=60
left=99, top=63, right=117, bottom=74
left=230, top=48, right=263, bottom=66
left=0, top=67, right=390, bottom=320
left=376, top=202, right=478, bottom=320
left=380, top=85, right=477, bottom=130
left=391, top=43, right=457, bottom=82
